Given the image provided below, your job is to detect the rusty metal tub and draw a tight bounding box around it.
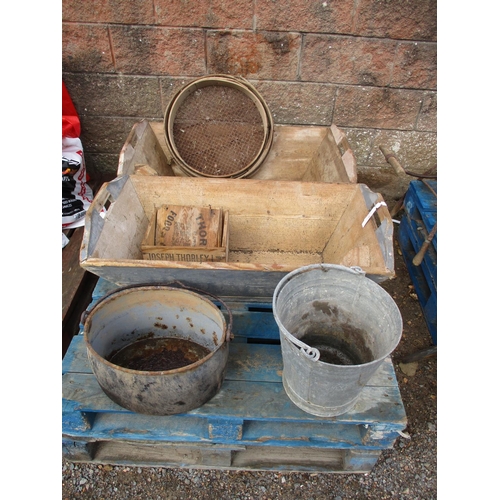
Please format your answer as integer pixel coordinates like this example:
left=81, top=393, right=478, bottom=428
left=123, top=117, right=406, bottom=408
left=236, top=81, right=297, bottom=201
left=82, top=284, right=231, bottom=416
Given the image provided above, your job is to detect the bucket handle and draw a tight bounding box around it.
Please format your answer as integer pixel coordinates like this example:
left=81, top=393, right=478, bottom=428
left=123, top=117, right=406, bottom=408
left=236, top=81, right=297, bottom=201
left=285, top=334, right=321, bottom=362
left=275, top=265, right=366, bottom=362
left=81, top=281, right=233, bottom=343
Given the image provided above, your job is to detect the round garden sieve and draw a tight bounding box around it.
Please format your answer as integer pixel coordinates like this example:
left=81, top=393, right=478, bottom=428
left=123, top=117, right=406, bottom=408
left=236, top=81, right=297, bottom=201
left=164, top=75, right=274, bottom=178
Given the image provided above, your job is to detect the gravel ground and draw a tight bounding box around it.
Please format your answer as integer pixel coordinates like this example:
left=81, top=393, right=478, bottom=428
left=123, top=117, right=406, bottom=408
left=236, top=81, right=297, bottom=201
left=62, top=235, right=438, bottom=499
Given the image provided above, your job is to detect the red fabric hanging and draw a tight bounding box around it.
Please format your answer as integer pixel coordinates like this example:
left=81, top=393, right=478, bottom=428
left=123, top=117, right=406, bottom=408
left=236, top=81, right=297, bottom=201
left=62, top=82, right=80, bottom=138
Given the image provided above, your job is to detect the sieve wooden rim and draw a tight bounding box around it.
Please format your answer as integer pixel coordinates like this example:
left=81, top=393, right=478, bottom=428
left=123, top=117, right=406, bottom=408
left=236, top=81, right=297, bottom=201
left=164, top=75, right=274, bottom=178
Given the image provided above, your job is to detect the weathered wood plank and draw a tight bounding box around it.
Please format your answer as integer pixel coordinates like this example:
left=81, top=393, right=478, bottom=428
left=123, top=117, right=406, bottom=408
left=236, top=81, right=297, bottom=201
left=62, top=227, right=86, bottom=320
left=88, top=178, right=148, bottom=261
left=65, top=438, right=383, bottom=473
left=302, top=125, right=351, bottom=183
left=64, top=335, right=399, bottom=388
left=93, top=441, right=237, bottom=468
left=77, top=262, right=293, bottom=297
left=63, top=336, right=404, bottom=428
left=226, top=215, right=336, bottom=253
left=251, top=125, right=328, bottom=180
left=156, top=205, right=221, bottom=247
left=133, top=176, right=355, bottom=218
left=63, top=436, right=384, bottom=473
left=118, top=120, right=174, bottom=176
left=64, top=372, right=404, bottom=426
left=232, top=446, right=346, bottom=471
left=63, top=384, right=403, bottom=452
left=62, top=226, right=100, bottom=358
left=324, top=188, right=391, bottom=274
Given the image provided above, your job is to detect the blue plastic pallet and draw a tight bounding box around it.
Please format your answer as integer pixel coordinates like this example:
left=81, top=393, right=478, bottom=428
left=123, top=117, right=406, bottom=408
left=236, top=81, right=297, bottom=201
left=398, top=180, right=437, bottom=344
left=62, top=278, right=407, bottom=473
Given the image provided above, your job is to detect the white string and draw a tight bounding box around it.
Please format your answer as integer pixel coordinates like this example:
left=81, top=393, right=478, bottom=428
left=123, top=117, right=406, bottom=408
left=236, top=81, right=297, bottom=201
left=362, top=201, right=387, bottom=227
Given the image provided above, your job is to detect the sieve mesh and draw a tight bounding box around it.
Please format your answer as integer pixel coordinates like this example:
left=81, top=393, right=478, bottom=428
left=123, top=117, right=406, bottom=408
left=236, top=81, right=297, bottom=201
left=171, top=85, right=266, bottom=177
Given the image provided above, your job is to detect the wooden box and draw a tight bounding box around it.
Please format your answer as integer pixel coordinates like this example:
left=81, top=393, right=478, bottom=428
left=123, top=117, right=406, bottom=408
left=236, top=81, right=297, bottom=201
left=141, top=205, right=229, bottom=263
left=117, top=120, right=357, bottom=184
left=80, top=175, right=394, bottom=298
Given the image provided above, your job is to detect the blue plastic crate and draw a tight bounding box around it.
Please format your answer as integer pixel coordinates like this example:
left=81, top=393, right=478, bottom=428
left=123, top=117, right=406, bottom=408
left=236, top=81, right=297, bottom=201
left=398, top=180, right=437, bottom=344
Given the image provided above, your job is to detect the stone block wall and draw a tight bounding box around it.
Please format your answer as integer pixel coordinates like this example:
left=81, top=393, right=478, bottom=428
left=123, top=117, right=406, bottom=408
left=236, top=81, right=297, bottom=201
left=62, top=0, right=437, bottom=201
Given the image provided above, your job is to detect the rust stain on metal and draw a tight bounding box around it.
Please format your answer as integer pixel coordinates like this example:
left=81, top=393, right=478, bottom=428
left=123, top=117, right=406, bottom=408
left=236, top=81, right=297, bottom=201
left=107, top=337, right=211, bottom=372
left=154, top=322, right=168, bottom=329
left=312, top=300, right=339, bottom=317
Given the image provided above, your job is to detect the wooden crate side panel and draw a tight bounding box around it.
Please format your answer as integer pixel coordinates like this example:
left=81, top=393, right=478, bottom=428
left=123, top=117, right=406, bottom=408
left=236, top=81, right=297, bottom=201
left=132, top=176, right=355, bottom=220
left=118, top=120, right=174, bottom=176
left=79, top=262, right=290, bottom=297
left=142, top=209, right=228, bottom=262
left=82, top=258, right=295, bottom=272
left=149, top=121, right=185, bottom=176
left=301, top=128, right=351, bottom=183
left=322, top=186, right=364, bottom=262
left=227, top=215, right=336, bottom=253
left=323, top=188, right=387, bottom=273
left=130, top=177, right=353, bottom=263
left=228, top=250, right=322, bottom=267
left=250, top=126, right=327, bottom=180
left=90, top=180, right=148, bottom=260
left=133, top=164, right=159, bottom=176
left=142, top=246, right=228, bottom=263
left=330, top=123, right=357, bottom=183
left=156, top=205, right=222, bottom=247
left=141, top=210, right=156, bottom=246
left=341, top=150, right=357, bottom=183
left=81, top=257, right=391, bottom=296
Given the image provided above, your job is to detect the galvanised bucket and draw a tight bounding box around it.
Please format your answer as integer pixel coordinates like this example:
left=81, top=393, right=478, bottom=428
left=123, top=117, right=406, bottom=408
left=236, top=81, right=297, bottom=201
left=272, top=264, right=402, bottom=417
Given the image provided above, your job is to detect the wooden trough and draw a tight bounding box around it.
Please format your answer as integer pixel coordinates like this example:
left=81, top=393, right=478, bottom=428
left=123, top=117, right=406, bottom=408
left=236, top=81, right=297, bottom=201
left=80, top=175, right=394, bottom=298
left=117, top=120, right=357, bottom=184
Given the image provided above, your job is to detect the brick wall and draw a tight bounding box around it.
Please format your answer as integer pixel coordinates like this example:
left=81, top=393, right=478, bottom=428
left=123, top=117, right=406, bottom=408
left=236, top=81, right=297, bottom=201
left=62, top=0, right=437, bottom=201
